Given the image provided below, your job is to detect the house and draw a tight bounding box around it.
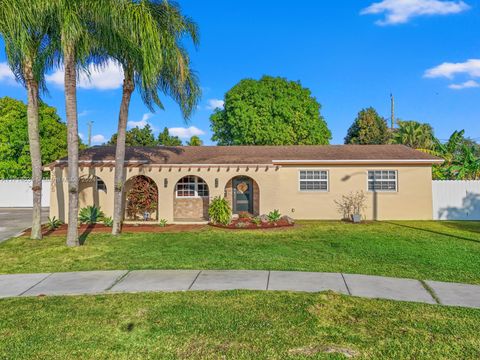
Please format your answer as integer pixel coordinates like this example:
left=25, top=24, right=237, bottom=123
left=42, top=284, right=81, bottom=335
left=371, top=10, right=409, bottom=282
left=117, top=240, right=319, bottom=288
left=46, top=145, right=443, bottom=223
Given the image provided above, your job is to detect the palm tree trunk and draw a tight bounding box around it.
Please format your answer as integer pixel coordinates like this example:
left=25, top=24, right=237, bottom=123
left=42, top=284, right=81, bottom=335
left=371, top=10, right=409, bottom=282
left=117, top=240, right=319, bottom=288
left=24, top=61, right=43, bottom=240
left=112, top=66, right=135, bottom=235
left=64, top=44, right=80, bottom=247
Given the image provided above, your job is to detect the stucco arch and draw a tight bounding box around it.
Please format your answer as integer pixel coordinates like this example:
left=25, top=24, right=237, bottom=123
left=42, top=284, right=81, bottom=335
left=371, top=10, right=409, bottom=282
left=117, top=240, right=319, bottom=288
left=79, top=174, right=108, bottom=213
left=224, top=175, right=260, bottom=216
left=123, top=175, right=159, bottom=221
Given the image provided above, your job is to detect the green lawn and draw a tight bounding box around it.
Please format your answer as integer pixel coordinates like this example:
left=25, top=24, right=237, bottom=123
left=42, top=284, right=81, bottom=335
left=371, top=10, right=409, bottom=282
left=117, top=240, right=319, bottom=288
left=1, top=221, right=479, bottom=283
left=1, top=291, right=479, bottom=359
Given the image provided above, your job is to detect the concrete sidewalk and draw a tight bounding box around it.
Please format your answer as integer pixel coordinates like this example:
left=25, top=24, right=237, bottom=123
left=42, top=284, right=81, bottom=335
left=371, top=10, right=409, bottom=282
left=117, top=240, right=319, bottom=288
left=0, top=270, right=479, bottom=309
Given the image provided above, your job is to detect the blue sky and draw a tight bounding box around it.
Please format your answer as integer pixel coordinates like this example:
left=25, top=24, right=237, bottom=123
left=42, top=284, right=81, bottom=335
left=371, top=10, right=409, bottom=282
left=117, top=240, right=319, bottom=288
left=0, top=0, right=479, bottom=145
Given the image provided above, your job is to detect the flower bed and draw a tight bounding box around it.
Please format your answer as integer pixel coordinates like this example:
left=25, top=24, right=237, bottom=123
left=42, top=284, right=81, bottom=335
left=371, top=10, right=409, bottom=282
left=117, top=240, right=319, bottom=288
left=210, top=215, right=295, bottom=230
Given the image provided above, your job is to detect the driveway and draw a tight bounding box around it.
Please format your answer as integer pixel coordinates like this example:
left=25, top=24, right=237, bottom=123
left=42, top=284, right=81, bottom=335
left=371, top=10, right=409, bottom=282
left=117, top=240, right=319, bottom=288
left=0, top=208, right=49, bottom=243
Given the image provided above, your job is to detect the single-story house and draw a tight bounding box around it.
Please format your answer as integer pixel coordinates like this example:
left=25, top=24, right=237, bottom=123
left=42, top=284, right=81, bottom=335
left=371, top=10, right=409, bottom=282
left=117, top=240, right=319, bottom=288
left=46, top=144, right=443, bottom=223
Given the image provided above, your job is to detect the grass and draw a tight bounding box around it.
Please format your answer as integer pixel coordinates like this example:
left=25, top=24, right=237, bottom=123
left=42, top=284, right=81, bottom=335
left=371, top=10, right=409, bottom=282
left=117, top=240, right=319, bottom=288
left=1, top=221, right=479, bottom=284
left=0, top=291, right=479, bottom=359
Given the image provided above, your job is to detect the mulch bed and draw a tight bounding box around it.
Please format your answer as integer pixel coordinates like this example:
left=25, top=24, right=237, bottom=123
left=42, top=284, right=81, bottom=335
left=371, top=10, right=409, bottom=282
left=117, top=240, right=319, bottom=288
left=210, top=217, right=294, bottom=230
left=24, top=223, right=206, bottom=237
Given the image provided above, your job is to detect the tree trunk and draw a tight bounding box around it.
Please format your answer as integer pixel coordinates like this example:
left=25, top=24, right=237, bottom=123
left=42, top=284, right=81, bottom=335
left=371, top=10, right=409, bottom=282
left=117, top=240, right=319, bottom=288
left=64, top=44, right=80, bottom=247
left=24, top=62, right=43, bottom=240
left=112, top=67, right=135, bottom=235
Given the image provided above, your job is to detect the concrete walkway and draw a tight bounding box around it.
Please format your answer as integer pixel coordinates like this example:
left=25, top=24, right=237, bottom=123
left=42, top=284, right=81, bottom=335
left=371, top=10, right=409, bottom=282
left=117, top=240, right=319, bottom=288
left=0, top=208, right=49, bottom=243
left=0, top=270, right=479, bottom=309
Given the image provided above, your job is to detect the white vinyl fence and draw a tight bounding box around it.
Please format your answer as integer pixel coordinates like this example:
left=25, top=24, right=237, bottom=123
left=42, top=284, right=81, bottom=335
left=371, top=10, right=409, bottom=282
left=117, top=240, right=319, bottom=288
left=432, top=180, right=480, bottom=220
left=0, top=180, right=50, bottom=207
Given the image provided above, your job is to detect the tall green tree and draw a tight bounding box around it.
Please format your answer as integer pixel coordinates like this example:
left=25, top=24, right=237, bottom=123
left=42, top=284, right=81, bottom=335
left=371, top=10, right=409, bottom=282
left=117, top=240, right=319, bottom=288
left=158, top=127, right=182, bottom=146
left=108, top=125, right=158, bottom=147
left=393, top=120, right=435, bottom=150
left=210, top=76, right=331, bottom=145
left=108, top=0, right=200, bottom=235
left=187, top=135, right=203, bottom=146
left=0, top=0, right=54, bottom=239
left=0, top=97, right=71, bottom=178
left=345, top=107, right=390, bottom=145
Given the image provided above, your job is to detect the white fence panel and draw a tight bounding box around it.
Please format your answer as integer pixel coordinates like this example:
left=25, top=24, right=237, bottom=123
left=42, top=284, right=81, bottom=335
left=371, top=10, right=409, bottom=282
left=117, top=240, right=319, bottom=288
left=432, top=180, right=480, bottom=220
left=0, top=180, right=50, bottom=207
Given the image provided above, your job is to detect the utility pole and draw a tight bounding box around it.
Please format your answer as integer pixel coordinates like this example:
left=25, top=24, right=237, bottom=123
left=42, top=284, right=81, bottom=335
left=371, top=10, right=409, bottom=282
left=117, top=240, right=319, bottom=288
left=87, top=121, right=93, bottom=147
left=390, top=93, right=395, bottom=130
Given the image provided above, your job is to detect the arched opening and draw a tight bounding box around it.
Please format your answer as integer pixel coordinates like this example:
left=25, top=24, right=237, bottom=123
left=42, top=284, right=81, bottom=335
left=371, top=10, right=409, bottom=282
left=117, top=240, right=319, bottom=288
left=79, top=174, right=108, bottom=211
left=174, top=175, right=210, bottom=221
left=225, top=176, right=260, bottom=216
left=123, top=175, right=159, bottom=222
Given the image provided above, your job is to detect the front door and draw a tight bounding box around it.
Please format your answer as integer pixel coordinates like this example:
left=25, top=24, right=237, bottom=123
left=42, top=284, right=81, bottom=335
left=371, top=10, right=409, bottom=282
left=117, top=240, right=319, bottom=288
left=233, top=177, right=253, bottom=214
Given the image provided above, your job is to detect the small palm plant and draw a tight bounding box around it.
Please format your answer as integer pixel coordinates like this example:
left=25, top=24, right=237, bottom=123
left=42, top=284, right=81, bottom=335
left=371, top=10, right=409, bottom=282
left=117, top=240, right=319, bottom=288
left=267, top=210, right=282, bottom=223
left=46, top=217, right=63, bottom=230
left=79, top=206, right=105, bottom=225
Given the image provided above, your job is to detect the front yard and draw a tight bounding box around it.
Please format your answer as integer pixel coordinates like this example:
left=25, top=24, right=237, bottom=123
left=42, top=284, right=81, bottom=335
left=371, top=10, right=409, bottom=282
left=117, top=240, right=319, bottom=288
left=1, top=221, right=479, bottom=284
left=1, top=291, right=479, bottom=359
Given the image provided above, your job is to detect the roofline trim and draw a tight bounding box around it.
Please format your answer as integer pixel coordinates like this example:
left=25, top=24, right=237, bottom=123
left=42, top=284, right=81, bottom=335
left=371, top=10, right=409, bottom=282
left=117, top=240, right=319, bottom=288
left=272, top=159, right=444, bottom=164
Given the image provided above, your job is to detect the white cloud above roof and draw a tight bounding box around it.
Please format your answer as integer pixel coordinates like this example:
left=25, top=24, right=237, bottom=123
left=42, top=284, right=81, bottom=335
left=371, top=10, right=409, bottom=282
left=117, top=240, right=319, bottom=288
left=91, top=134, right=106, bottom=144
left=127, top=113, right=154, bottom=129
left=168, top=126, right=205, bottom=139
left=361, top=0, right=470, bottom=25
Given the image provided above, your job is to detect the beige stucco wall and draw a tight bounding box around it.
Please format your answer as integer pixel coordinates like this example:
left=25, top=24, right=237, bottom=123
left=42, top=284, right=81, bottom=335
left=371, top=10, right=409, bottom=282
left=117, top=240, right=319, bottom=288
left=49, top=164, right=434, bottom=223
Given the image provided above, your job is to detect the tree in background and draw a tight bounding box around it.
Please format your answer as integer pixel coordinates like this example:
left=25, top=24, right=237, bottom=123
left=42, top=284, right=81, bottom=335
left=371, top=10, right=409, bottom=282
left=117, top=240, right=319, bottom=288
left=344, top=107, right=390, bottom=145
left=108, top=125, right=157, bottom=147
left=393, top=120, right=435, bottom=150
left=187, top=135, right=203, bottom=146
left=210, top=76, right=331, bottom=145
left=158, top=127, right=182, bottom=146
left=0, top=97, right=72, bottom=179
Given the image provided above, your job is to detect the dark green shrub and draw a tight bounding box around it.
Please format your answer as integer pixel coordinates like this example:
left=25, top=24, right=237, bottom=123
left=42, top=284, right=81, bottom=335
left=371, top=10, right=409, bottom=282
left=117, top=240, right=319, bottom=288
left=79, top=206, right=105, bottom=225
left=46, top=216, right=62, bottom=230
left=208, top=197, right=231, bottom=225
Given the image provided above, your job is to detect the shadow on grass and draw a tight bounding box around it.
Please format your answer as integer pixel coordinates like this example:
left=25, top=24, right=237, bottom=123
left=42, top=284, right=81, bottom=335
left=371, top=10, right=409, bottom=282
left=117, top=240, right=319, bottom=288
left=384, top=222, right=480, bottom=244
left=79, top=224, right=95, bottom=245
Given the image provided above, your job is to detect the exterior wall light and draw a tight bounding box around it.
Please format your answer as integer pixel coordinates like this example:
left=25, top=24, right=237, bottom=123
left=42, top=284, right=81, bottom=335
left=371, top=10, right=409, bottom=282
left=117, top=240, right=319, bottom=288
left=164, top=178, right=168, bottom=188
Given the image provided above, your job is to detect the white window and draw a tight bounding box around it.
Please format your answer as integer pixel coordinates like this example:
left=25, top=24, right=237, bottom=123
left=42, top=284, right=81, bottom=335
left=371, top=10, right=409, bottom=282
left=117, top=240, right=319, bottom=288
left=299, top=170, right=328, bottom=191
left=176, top=176, right=209, bottom=198
left=368, top=170, right=397, bottom=192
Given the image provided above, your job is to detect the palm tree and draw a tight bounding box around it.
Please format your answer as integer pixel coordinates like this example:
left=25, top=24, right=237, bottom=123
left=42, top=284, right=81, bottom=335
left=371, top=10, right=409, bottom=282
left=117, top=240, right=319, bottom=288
left=0, top=0, right=54, bottom=239
left=110, top=0, right=200, bottom=235
left=187, top=135, right=203, bottom=146
left=430, top=130, right=466, bottom=180
left=393, top=120, right=435, bottom=150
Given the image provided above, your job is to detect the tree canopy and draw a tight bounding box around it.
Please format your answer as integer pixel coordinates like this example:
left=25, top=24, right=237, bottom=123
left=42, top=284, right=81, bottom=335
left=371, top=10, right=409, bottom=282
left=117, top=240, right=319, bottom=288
left=157, top=127, right=182, bottom=146
left=393, top=120, right=435, bottom=150
left=187, top=135, right=203, bottom=146
left=210, top=76, right=331, bottom=145
left=344, top=107, right=390, bottom=145
left=108, top=125, right=157, bottom=147
left=0, top=97, right=72, bottom=178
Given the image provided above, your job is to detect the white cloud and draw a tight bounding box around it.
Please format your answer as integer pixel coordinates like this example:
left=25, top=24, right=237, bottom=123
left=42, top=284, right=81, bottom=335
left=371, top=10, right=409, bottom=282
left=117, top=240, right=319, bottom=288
left=78, top=110, right=92, bottom=118
left=91, top=134, right=106, bottom=144
left=206, top=99, right=224, bottom=110
left=127, top=113, right=154, bottom=129
left=424, top=59, right=480, bottom=79
left=0, top=62, right=17, bottom=85
left=361, top=0, right=470, bottom=25
left=168, top=126, right=205, bottom=139
left=46, top=59, right=124, bottom=90
left=79, top=133, right=85, bottom=140
left=448, top=80, right=480, bottom=90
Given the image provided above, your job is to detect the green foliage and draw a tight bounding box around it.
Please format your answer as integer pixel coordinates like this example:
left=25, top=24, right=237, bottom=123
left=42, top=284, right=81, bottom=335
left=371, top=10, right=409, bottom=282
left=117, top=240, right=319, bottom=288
left=251, top=217, right=262, bottom=226
left=108, top=125, right=157, bottom=147
left=79, top=206, right=105, bottom=225
left=210, top=76, right=331, bottom=145
left=208, top=197, right=231, bottom=225
left=345, top=107, right=390, bottom=145
left=267, top=209, right=282, bottom=223
left=102, top=217, right=113, bottom=227
left=126, top=176, right=158, bottom=220
left=393, top=120, right=435, bottom=149
left=157, top=127, right=182, bottom=146
left=186, top=135, right=203, bottom=146
left=158, top=219, right=168, bottom=227
left=0, top=97, right=79, bottom=179
left=46, top=217, right=63, bottom=231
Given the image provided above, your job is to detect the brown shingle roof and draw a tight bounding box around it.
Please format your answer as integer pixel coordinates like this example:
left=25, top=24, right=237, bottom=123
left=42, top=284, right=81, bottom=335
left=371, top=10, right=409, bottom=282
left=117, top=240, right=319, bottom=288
left=49, top=145, right=443, bottom=167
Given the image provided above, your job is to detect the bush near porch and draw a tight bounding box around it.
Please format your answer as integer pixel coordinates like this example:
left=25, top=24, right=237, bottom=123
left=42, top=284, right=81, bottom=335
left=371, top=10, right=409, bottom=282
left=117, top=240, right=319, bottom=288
left=1, top=221, right=480, bottom=284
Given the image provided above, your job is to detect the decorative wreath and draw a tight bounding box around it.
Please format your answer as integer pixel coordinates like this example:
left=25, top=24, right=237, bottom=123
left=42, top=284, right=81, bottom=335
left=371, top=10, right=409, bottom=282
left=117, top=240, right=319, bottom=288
left=236, top=182, right=249, bottom=194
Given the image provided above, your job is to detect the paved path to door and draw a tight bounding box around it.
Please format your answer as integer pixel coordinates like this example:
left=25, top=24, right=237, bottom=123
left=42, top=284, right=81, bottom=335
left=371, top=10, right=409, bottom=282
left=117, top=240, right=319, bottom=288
left=1, top=270, right=479, bottom=309
left=0, top=208, right=49, bottom=243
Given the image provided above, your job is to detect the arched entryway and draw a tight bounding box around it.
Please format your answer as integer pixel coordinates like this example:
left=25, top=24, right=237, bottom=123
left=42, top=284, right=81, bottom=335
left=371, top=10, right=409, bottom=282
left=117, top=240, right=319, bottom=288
left=79, top=174, right=108, bottom=210
left=174, top=175, right=210, bottom=221
left=124, top=175, right=158, bottom=222
left=225, top=176, right=259, bottom=216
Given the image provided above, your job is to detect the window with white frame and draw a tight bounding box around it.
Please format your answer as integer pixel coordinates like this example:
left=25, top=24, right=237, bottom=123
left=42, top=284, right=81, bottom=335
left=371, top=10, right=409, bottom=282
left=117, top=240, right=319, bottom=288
left=176, top=176, right=209, bottom=197
left=299, top=170, right=328, bottom=191
left=368, top=170, right=397, bottom=192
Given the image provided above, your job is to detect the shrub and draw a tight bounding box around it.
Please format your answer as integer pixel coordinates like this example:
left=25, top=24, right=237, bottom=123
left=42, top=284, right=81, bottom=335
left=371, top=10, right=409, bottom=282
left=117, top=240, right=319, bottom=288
left=335, top=191, right=367, bottom=221
left=79, top=205, right=105, bottom=225
left=238, top=211, right=252, bottom=220
left=252, top=217, right=262, bottom=226
left=267, top=209, right=281, bottom=223
left=209, top=197, right=232, bottom=225
left=46, top=216, right=62, bottom=230
left=159, top=219, right=168, bottom=227
left=102, top=216, right=113, bottom=227
left=126, top=176, right=158, bottom=220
